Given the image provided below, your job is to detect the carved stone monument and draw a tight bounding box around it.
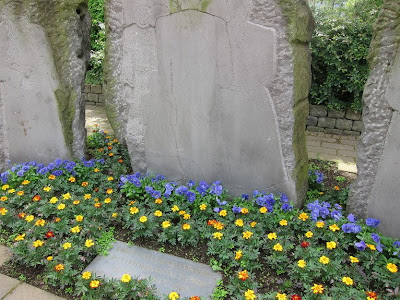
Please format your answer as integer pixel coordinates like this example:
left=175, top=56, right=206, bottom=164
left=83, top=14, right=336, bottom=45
left=104, top=0, right=314, bottom=203
left=348, top=0, right=400, bottom=239
left=0, top=0, right=90, bottom=170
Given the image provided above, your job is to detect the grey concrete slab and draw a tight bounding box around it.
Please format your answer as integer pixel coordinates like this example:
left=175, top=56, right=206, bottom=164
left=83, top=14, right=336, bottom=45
left=0, top=274, right=20, bottom=299
left=3, top=283, right=64, bottom=300
left=85, top=241, right=221, bottom=298
left=0, top=245, right=12, bottom=266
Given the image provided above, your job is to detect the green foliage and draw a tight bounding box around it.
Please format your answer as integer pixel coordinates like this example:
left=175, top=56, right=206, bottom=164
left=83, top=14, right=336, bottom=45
left=86, top=0, right=105, bottom=84
left=309, top=0, right=382, bottom=112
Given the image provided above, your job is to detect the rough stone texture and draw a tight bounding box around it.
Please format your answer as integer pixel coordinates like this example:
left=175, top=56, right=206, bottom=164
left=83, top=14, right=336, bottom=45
left=328, top=108, right=345, bottom=119
left=306, top=115, right=318, bottom=126
left=325, top=128, right=343, bottom=135
left=343, top=130, right=360, bottom=136
left=348, top=0, right=400, bottom=239
left=0, top=1, right=90, bottom=168
left=0, top=245, right=12, bottom=266
left=0, top=274, right=20, bottom=299
left=317, top=117, right=335, bottom=128
left=86, top=241, right=221, bottom=298
left=309, top=104, right=327, bottom=117
left=345, top=109, right=361, bottom=120
left=104, top=0, right=314, bottom=202
left=307, top=126, right=324, bottom=132
left=352, top=120, right=363, bottom=132
left=335, top=119, right=353, bottom=130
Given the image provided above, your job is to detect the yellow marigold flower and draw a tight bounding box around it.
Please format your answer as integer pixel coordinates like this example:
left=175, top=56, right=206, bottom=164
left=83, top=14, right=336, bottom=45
left=349, top=256, right=359, bottom=263
left=85, top=239, right=95, bottom=248
left=241, top=208, right=249, bottom=214
left=112, top=212, right=118, bottom=218
left=33, top=240, right=44, bottom=248
left=130, top=207, right=139, bottom=214
left=48, top=175, right=56, bottom=180
left=199, top=203, right=207, bottom=210
left=213, top=221, right=224, bottom=230
left=297, top=260, right=306, bottom=268
left=43, top=186, right=51, bottom=192
left=387, top=263, right=398, bottom=273
left=316, top=221, right=325, bottom=228
left=329, top=224, right=340, bottom=232
left=305, top=231, right=313, bottom=238
left=326, top=241, right=337, bottom=250
left=35, top=219, right=46, bottom=227
left=279, top=219, right=288, bottom=226
left=22, top=180, right=30, bottom=185
left=46, top=256, right=53, bottom=261
left=84, top=194, right=91, bottom=200
left=121, top=274, right=131, bottom=283
left=1, top=184, right=9, bottom=190
left=319, top=256, right=330, bottom=265
left=171, top=205, right=179, bottom=212
left=238, top=270, right=249, bottom=281
left=94, top=168, right=100, bottom=173
left=82, top=271, right=92, bottom=279
left=178, top=210, right=186, bottom=215
left=276, top=293, right=287, bottom=300
left=49, top=197, right=58, bottom=204
left=273, top=243, right=283, bottom=252
left=139, top=216, right=148, bottom=223
left=75, top=215, right=84, bottom=222
left=54, top=217, right=61, bottom=222
left=250, top=221, right=257, bottom=227
left=0, top=196, right=7, bottom=202
left=106, top=188, right=113, bottom=194
left=155, top=198, right=163, bottom=204
left=71, top=226, right=81, bottom=233
left=162, top=221, right=171, bottom=229
left=183, top=213, right=191, bottom=220
left=342, top=277, right=353, bottom=285
left=268, top=232, right=277, bottom=240
left=154, top=210, right=163, bottom=217
left=0, top=207, right=8, bottom=215
left=7, top=189, right=15, bottom=194
left=57, top=203, right=66, bottom=210
left=104, top=198, right=112, bottom=204
left=244, top=289, right=256, bottom=300
left=334, top=186, right=340, bottom=191
left=213, top=232, right=223, bottom=240
left=168, top=292, right=180, bottom=300
left=17, top=191, right=24, bottom=196
left=81, top=182, right=89, bottom=187
left=108, top=153, right=114, bottom=157
left=25, top=215, right=34, bottom=222
left=62, top=193, right=71, bottom=200
left=63, top=242, right=72, bottom=250
left=89, top=280, right=100, bottom=289
left=54, top=264, right=64, bottom=272
left=243, top=231, right=253, bottom=239
left=68, top=177, right=76, bottom=183
left=298, top=213, right=309, bottom=221
left=182, top=223, right=191, bottom=230
left=311, top=284, right=324, bottom=294
left=367, top=244, right=376, bottom=251
left=235, top=219, right=244, bottom=227
left=73, top=200, right=80, bottom=205
left=259, top=207, right=268, bottom=213
left=107, top=177, right=114, bottom=181
left=235, top=250, right=243, bottom=260
left=219, top=210, right=227, bottom=217
left=15, top=234, right=26, bottom=241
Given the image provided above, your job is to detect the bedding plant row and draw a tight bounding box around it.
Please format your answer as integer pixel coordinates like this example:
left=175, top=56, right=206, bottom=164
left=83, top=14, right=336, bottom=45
left=0, top=128, right=399, bottom=300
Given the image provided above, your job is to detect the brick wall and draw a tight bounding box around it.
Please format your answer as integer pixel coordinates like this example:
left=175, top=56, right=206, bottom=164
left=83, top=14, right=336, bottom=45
left=307, top=105, right=362, bottom=136
left=83, top=84, right=104, bottom=106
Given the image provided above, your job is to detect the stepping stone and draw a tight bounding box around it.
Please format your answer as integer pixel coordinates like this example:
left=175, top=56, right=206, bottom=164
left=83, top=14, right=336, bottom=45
left=0, top=245, right=12, bottom=266
left=0, top=274, right=20, bottom=299
left=3, top=283, right=64, bottom=300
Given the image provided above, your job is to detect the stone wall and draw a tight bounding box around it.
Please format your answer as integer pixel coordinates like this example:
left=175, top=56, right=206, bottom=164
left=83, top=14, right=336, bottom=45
left=307, top=105, right=362, bottom=136
left=83, top=84, right=104, bottom=105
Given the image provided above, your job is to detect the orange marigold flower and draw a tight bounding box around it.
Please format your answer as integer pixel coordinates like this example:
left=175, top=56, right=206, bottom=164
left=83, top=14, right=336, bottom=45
left=48, top=175, right=56, bottom=180
left=235, top=250, right=243, bottom=260
left=32, top=195, right=41, bottom=202
left=94, top=202, right=102, bottom=208
left=81, top=182, right=89, bottom=187
left=334, top=186, right=340, bottom=191
left=241, top=208, right=249, bottom=214
left=17, top=191, right=24, bottom=196
left=155, top=198, right=163, bottom=204
left=238, top=270, right=249, bottom=281
left=54, top=264, right=64, bottom=272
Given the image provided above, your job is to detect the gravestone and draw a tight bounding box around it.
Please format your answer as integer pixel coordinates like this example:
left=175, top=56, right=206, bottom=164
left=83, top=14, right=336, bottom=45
left=0, top=1, right=90, bottom=171
left=85, top=241, right=222, bottom=298
left=104, top=0, right=314, bottom=203
left=348, top=0, right=400, bottom=239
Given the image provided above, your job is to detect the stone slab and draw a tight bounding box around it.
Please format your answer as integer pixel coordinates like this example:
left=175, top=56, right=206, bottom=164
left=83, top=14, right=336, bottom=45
left=0, top=245, right=12, bottom=266
left=0, top=274, right=20, bottom=299
left=3, top=283, right=64, bottom=300
left=85, top=241, right=221, bottom=298
left=309, top=105, right=327, bottom=117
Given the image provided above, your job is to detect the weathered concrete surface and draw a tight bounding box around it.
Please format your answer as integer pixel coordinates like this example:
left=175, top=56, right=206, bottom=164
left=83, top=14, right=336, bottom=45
left=348, top=0, right=400, bottom=238
left=0, top=1, right=90, bottom=170
left=104, top=0, right=313, bottom=202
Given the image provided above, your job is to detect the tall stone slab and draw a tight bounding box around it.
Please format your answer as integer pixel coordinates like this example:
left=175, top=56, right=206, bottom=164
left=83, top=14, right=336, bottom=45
left=104, top=0, right=313, bottom=202
left=0, top=0, right=90, bottom=170
left=348, top=0, right=400, bottom=238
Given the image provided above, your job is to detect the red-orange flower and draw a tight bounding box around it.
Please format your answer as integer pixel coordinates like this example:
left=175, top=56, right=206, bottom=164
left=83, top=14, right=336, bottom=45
left=32, top=195, right=41, bottom=202
left=291, top=295, right=302, bottom=300
left=238, top=270, right=249, bottom=281
left=55, top=264, right=64, bottom=272
left=45, top=231, right=54, bottom=238
left=190, top=297, right=200, bottom=300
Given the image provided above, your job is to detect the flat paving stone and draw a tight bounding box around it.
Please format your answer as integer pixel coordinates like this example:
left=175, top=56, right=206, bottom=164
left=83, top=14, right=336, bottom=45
left=85, top=241, right=222, bottom=299
left=3, top=283, right=64, bottom=300
left=0, top=245, right=12, bottom=266
left=0, top=274, right=20, bottom=299
left=85, top=104, right=113, bottom=134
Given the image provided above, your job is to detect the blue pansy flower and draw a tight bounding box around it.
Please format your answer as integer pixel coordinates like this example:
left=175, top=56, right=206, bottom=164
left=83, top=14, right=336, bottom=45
left=213, top=207, right=222, bottom=213
left=52, top=170, right=63, bottom=176
left=366, top=218, right=380, bottom=228
left=393, top=241, right=400, bottom=248
left=281, top=203, right=293, bottom=211
left=175, top=185, right=188, bottom=195
left=371, top=233, right=381, bottom=243
left=331, top=210, right=342, bottom=221
left=355, top=240, right=366, bottom=251
left=347, top=214, right=357, bottom=223
left=242, top=194, right=249, bottom=200
left=342, top=223, right=354, bottom=233
left=1, top=171, right=9, bottom=184
left=216, top=199, right=227, bottom=206
left=185, top=191, right=196, bottom=203
left=187, top=180, right=195, bottom=188
left=280, top=193, right=289, bottom=203
left=232, top=205, right=242, bottom=213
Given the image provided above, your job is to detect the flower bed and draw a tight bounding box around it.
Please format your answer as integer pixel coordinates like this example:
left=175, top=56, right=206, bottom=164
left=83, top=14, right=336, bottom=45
left=0, top=129, right=399, bottom=300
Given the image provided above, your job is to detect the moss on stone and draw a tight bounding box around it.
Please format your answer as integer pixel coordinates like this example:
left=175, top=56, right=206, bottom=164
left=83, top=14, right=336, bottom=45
left=169, top=0, right=212, bottom=13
